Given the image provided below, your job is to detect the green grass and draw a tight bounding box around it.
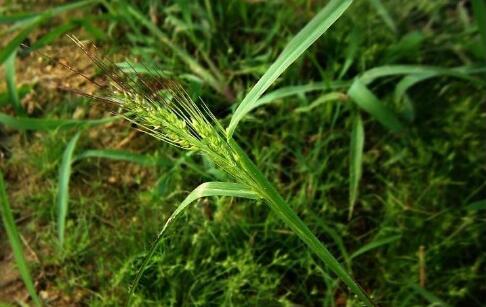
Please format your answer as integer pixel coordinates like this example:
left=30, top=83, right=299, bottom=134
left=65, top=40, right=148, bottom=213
left=1, top=0, right=485, bottom=306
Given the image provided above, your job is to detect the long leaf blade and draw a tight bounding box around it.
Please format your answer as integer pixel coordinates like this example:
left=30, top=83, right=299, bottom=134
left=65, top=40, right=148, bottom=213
left=229, top=140, right=375, bottom=306
left=56, top=132, right=81, bottom=246
left=0, top=112, right=116, bottom=130
left=75, top=149, right=169, bottom=167
left=350, top=235, right=401, bottom=259
left=348, top=79, right=404, bottom=132
left=349, top=113, right=364, bottom=220
left=4, top=51, right=26, bottom=115
left=367, top=0, right=397, bottom=33
left=472, top=0, right=486, bottom=57
left=0, top=172, right=42, bottom=307
left=129, top=182, right=259, bottom=300
left=226, top=0, right=354, bottom=138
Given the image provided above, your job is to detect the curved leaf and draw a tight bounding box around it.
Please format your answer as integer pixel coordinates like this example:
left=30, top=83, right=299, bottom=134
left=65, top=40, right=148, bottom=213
left=348, top=79, right=405, bottom=132
left=129, top=182, right=259, bottom=300
left=350, top=235, right=401, bottom=259
left=227, top=0, right=354, bottom=138
left=56, top=132, right=81, bottom=246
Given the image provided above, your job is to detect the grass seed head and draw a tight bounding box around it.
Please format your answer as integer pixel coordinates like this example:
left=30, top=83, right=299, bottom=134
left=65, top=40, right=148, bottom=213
left=64, top=36, right=253, bottom=185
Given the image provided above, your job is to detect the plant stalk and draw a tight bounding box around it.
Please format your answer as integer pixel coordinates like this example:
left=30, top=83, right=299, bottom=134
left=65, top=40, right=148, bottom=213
left=230, top=140, right=374, bottom=307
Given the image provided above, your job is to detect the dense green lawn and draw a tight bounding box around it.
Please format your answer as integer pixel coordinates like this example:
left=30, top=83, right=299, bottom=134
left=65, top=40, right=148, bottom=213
left=1, top=0, right=485, bottom=306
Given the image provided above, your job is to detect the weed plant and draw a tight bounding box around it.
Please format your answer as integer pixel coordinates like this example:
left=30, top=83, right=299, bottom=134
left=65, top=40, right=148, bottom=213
left=1, top=0, right=485, bottom=306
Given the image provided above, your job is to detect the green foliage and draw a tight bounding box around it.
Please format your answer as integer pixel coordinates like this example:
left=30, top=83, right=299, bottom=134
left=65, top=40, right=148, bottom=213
left=0, top=173, right=42, bottom=306
left=1, top=0, right=485, bottom=306
left=56, top=132, right=81, bottom=246
left=227, top=0, right=353, bottom=137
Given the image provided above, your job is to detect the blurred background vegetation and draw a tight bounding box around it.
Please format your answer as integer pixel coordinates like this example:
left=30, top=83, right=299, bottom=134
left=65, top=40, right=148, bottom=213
left=1, top=0, right=485, bottom=306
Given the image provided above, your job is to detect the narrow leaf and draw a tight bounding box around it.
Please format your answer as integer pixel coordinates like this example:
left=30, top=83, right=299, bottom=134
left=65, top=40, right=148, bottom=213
left=348, top=79, right=404, bottom=132
left=410, top=284, right=450, bottom=307
left=295, top=92, right=345, bottom=113
left=229, top=139, right=375, bottom=306
left=339, top=27, right=362, bottom=78
left=0, top=112, right=116, bottom=130
left=349, top=113, right=364, bottom=220
left=472, top=0, right=486, bottom=57
left=0, top=25, right=36, bottom=65
left=368, top=0, right=397, bottom=33
left=0, top=172, right=42, bottom=306
left=56, top=132, right=81, bottom=246
left=129, top=182, right=259, bottom=300
left=466, top=199, right=486, bottom=210
left=0, top=0, right=95, bottom=62
left=227, top=0, right=354, bottom=138
left=75, top=149, right=169, bottom=166
left=125, top=5, right=223, bottom=94
left=31, top=22, right=78, bottom=50
left=359, top=65, right=486, bottom=86
left=350, top=235, right=401, bottom=259
left=4, top=51, right=26, bottom=115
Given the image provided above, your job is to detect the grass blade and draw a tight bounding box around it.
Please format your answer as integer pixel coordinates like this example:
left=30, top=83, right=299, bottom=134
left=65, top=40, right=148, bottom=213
left=229, top=140, right=375, bottom=306
left=348, top=113, right=364, bottom=220
left=359, top=65, right=486, bottom=86
left=367, top=0, right=397, bottom=33
left=472, top=0, right=486, bottom=57
left=0, top=112, right=116, bottom=130
left=350, top=235, right=401, bottom=259
left=75, top=149, right=169, bottom=166
left=30, top=22, right=78, bottom=50
left=129, top=181, right=260, bottom=300
left=0, top=172, right=42, bottom=307
left=4, top=50, right=26, bottom=116
left=339, top=27, right=362, bottom=78
left=466, top=199, right=486, bottom=210
left=295, top=92, right=346, bottom=113
left=125, top=5, right=224, bottom=95
left=0, top=24, right=37, bottom=65
left=227, top=0, right=354, bottom=138
left=0, top=0, right=96, bottom=63
left=245, top=81, right=348, bottom=115
left=56, top=132, right=81, bottom=247
left=348, top=79, right=404, bottom=132
left=410, top=284, right=450, bottom=307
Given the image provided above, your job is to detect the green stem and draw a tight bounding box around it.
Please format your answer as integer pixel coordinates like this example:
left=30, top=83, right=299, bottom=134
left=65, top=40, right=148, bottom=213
left=230, top=140, right=375, bottom=307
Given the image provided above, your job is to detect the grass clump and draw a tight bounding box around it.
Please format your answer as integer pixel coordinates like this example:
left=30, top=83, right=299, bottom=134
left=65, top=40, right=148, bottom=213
left=65, top=27, right=374, bottom=304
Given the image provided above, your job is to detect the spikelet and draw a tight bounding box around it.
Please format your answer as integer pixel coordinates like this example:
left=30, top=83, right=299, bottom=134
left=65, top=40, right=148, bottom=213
left=62, top=36, right=251, bottom=184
